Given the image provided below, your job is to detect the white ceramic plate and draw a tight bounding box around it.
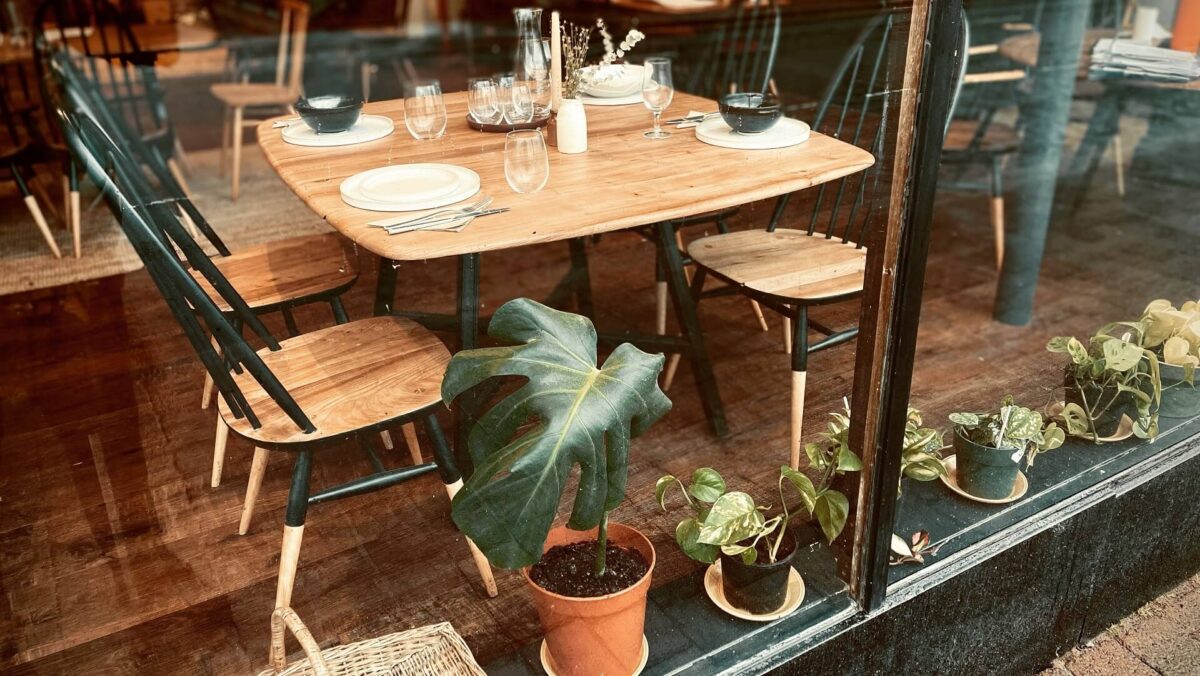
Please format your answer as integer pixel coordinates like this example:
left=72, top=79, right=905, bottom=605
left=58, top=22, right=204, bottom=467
left=340, top=164, right=481, bottom=212
left=282, top=114, right=395, bottom=147
left=695, top=117, right=811, bottom=150
left=579, top=92, right=645, bottom=106
left=580, top=64, right=644, bottom=98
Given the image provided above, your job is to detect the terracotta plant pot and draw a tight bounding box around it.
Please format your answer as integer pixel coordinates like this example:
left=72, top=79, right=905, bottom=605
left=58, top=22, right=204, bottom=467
left=523, top=523, right=655, bottom=676
left=954, top=427, right=1022, bottom=500
left=1159, top=362, right=1200, bottom=420
left=719, top=530, right=798, bottom=615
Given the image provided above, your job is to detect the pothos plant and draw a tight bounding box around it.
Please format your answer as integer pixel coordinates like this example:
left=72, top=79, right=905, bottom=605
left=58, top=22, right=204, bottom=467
left=820, top=400, right=945, bottom=492
left=949, top=395, right=1065, bottom=465
left=441, top=299, right=671, bottom=576
left=655, top=410, right=864, bottom=566
left=1047, top=322, right=1162, bottom=440
left=1140, top=298, right=1199, bottom=378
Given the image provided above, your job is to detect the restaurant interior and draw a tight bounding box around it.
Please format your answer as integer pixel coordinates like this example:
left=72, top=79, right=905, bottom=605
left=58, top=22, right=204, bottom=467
left=1, top=0, right=1197, bottom=674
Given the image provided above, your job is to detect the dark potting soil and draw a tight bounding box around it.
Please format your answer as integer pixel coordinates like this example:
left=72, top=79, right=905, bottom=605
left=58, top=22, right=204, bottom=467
left=529, top=541, right=650, bottom=597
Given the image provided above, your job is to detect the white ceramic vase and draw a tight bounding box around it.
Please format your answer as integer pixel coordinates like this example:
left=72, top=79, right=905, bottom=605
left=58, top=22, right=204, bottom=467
left=556, top=98, right=588, bottom=154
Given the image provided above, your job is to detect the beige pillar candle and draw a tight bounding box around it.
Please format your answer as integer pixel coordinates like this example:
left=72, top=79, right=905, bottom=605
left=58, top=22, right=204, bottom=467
left=550, top=11, right=563, bottom=110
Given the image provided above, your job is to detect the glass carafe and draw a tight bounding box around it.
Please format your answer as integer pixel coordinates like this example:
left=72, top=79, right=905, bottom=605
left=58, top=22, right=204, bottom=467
left=512, top=8, right=549, bottom=118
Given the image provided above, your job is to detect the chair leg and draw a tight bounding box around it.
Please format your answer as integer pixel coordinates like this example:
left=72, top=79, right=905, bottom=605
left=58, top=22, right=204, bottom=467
left=167, top=157, right=193, bottom=197
left=401, top=422, right=422, bottom=465
left=61, top=173, right=70, bottom=230
left=275, top=451, right=313, bottom=610
left=750, top=300, right=769, bottom=332
left=14, top=165, right=61, bottom=258
left=782, top=314, right=793, bottom=354
left=201, top=335, right=220, bottom=409
left=662, top=262, right=705, bottom=392
left=219, top=106, right=230, bottom=177
left=1111, top=135, right=1125, bottom=197
left=380, top=429, right=395, bottom=450
left=68, top=161, right=81, bottom=258
left=790, top=307, right=809, bottom=471
left=231, top=105, right=244, bottom=201
left=990, top=156, right=1005, bottom=271
left=212, top=415, right=230, bottom=487
left=239, top=447, right=270, bottom=535
left=424, top=413, right=498, bottom=598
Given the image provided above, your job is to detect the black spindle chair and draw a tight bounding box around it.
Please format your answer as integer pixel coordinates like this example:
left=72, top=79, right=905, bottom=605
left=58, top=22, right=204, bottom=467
left=1, top=61, right=63, bottom=257
left=58, top=109, right=498, bottom=609
left=686, top=12, right=967, bottom=469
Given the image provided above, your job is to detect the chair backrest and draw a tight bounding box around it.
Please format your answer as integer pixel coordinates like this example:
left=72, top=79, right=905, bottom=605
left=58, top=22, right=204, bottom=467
left=275, top=0, right=309, bottom=94
left=33, top=0, right=174, bottom=158
left=688, top=0, right=781, bottom=98
left=768, top=10, right=967, bottom=248
left=57, top=108, right=315, bottom=436
left=46, top=49, right=231, bottom=255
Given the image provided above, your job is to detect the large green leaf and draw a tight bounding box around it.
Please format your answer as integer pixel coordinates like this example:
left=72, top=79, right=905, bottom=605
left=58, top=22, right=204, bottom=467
left=442, top=299, right=671, bottom=569
left=814, top=490, right=850, bottom=544
left=697, top=492, right=764, bottom=546
left=676, top=518, right=719, bottom=564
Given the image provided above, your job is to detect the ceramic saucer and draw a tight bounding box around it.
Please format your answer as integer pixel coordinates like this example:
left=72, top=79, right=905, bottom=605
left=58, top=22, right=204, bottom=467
left=702, top=560, right=805, bottom=622
left=939, top=454, right=1029, bottom=505
left=539, top=635, right=648, bottom=676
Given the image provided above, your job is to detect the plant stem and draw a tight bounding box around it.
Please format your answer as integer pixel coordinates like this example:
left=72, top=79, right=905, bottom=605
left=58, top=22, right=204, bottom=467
left=595, top=511, right=609, bottom=577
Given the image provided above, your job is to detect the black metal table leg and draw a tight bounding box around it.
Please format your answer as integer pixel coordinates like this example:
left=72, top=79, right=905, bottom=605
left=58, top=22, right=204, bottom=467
left=373, top=256, right=398, bottom=316
left=454, top=253, right=481, bottom=475
left=656, top=221, right=728, bottom=437
left=567, top=238, right=595, bottom=320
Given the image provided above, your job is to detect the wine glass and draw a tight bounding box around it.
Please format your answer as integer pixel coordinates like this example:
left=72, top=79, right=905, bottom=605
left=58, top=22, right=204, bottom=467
left=467, top=77, right=502, bottom=125
left=503, top=84, right=535, bottom=124
left=504, top=129, right=549, bottom=193
left=403, top=79, right=447, bottom=140
left=641, top=57, right=674, bottom=139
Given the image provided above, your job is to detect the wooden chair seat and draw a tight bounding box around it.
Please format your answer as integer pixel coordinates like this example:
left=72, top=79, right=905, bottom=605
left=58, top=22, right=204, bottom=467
left=943, top=119, right=1020, bottom=154
left=218, top=316, right=449, bottom=448
left=210, top=82, right=297, bottom=108
left=689, top=228, right=867, bottom=303
left=190, top=233, right=357, bottom=313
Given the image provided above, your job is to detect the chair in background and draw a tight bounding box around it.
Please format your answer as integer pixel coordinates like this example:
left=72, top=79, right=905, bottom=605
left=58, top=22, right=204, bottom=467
left=1, top=65, right=62, bottom=257
left=211, top=0, right=309, bottom=201
left=686, top=12, right=966, bottom=468
left=60, top=110, right=498, bottom=608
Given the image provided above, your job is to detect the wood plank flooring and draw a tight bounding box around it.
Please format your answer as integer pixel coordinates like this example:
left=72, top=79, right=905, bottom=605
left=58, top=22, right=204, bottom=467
left=0, top=172, right=1196, bottom=674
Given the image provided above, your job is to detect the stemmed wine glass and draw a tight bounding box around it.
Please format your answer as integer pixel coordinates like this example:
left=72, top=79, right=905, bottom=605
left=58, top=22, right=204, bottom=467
left=504, top=129, right=549, bottom=193
left=641, top=57, right=674, bottom=139
left=403, top=79, right=447, bottom=140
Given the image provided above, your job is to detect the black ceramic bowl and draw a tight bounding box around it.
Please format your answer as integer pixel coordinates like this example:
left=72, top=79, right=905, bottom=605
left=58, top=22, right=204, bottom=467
left=294, top=95, right=363, bottom=134
left=718, top=92, right=782, bottom=134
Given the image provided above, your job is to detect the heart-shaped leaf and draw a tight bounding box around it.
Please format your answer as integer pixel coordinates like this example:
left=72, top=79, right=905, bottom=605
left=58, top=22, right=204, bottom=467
left=442, top=299, right=671, bottom=569
left=688, top=467, right=726, bottom=504
left=697, top=492, right=763, bottom=546
left=814, top=490, right=850, bottom=544
left=676, top=517, right=719, bottom=564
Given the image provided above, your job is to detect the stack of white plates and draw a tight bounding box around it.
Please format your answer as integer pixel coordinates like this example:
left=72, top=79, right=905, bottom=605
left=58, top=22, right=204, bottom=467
left=694, top=117, right=811, bottom=150
left=283, top=115, right=395, bottom=147
left=340, top=164, right=481, bottom=212
left=580, top=64, right=643, bottom=98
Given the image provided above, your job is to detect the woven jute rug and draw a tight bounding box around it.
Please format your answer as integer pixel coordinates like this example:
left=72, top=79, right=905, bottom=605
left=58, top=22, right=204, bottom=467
left=0, top=146, right=329, bottom=296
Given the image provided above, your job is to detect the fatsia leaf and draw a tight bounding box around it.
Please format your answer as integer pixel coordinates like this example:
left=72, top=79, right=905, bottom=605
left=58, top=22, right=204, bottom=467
left=697, top=492, right=764, bottom=546
left=688, top=467, right=726, bottom=503
left=442, top=299, right=671, bottom=569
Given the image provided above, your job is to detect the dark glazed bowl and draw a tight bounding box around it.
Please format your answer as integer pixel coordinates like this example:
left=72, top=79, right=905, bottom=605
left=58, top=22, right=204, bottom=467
left=718, top=92, right=782, bottom=134
left=294, top=95, right=363, bottom=133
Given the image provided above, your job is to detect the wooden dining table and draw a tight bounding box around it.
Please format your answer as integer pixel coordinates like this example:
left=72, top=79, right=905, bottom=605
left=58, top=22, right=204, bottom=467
left=257, top=90, right=874, bottom=459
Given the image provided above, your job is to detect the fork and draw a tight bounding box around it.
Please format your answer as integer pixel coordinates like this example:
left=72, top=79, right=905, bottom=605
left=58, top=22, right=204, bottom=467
left=368, top=197, right=492, bottom=229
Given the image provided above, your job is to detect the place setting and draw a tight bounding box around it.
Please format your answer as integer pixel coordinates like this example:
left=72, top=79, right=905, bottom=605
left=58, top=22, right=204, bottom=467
left=276, top=94, right=395, bottom=147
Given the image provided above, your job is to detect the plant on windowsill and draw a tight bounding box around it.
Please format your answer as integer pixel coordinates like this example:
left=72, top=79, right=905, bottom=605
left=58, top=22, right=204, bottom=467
left=441, top=298, right=670, bottom=676
left=655, top=409, right=863, bottom=616
left=949, top=396, right=1064, bottom=501
left=1138, top=298, right=1199, bottom=420
left=819, top=400, right=946, bottom=492
left=1047, top=321, right=1162, bottom=441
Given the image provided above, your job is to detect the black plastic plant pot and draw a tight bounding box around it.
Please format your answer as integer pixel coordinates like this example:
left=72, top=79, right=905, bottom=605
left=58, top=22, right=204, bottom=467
left=1064, top=374, right=1140, bottom=435
left=1159, top=363, right=1200, bottom=419
left=954, top=427, right=1021, bottom=500
left=719, top=530, right=798, bottom=615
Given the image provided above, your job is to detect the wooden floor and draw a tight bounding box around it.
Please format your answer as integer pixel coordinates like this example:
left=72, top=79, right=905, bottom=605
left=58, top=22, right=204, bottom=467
left=0, top=167, right=1196, bottom=673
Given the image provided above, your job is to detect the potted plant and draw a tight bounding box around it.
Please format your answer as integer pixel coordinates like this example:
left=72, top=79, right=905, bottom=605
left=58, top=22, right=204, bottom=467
left=441, top=299, right=670, bottom=676
left=1139, top=298, right=1199, bottom=420
left=949, top=396, right=1065, bottom=500
left=813, top=400, right=945, bottom=493
left=655, top=409, right=863, bottom=616
left=1047, top=323, right=1162, bottom=440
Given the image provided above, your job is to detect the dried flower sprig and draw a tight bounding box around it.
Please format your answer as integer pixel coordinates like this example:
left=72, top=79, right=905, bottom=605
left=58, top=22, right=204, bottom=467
left=560, top=20, right=594, bottom=99
left=599, top=25, right=645, bottom=66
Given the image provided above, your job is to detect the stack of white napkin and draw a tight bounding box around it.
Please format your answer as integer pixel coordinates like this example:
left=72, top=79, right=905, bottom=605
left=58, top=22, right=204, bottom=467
left=1090, top=38, right=1200, bottom=83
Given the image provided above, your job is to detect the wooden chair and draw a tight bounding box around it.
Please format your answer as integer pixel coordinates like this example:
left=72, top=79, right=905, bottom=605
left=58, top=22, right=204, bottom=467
left=49, top=52, right=399, bottom=491
left=211, top=0, right=309, bottom=201
left=686, top=12, right=965, bottom=469
left=60, top=110, right=498, bottom=608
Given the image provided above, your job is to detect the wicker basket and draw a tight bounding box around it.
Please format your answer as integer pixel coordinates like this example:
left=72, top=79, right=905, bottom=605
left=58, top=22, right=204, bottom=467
left=257, top=608, right=487, bottom=676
